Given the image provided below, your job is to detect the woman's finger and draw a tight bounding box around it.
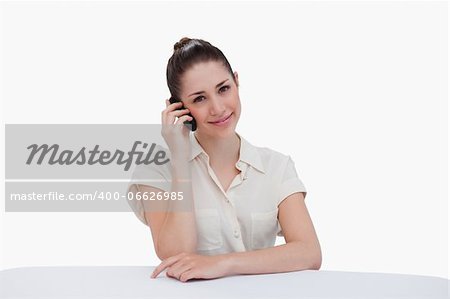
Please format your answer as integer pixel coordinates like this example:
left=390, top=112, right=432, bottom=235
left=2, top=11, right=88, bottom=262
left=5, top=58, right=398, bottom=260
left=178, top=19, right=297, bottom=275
left=167, top=101, right=183, bottom=110
left=169, top=108, right=190, bottom=118
left=162, top=110, right=191, bottom=126
left=151, top=254, right=183, bottom=278
left=180, top=270, right=194, bottom=283
left=162, top=102, right=184, bottom=123
left=162, top=101, right=183, bottom=116
left=167, top=262, right=193, bottom=281
left=175, top=115, right=193, bottom=126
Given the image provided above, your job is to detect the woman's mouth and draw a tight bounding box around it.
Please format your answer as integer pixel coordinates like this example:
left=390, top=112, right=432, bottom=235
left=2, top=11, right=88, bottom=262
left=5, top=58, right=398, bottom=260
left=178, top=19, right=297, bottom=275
left=209, top=113, right=233, bottom=126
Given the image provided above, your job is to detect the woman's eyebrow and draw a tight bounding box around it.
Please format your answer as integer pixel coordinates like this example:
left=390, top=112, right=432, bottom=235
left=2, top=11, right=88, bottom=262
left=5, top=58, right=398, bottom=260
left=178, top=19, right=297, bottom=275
left=188, top=79, right=229, bottom=97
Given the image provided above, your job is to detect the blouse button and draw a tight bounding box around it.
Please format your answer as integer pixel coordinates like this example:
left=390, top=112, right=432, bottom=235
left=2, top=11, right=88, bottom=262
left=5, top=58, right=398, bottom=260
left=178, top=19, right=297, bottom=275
left=233, top=230, right=240, bottom=238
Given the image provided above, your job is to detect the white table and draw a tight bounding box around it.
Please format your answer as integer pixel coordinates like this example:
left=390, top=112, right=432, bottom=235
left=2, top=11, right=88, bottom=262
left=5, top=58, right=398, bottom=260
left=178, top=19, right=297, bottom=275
left=1, top=266, right=448, bottom=299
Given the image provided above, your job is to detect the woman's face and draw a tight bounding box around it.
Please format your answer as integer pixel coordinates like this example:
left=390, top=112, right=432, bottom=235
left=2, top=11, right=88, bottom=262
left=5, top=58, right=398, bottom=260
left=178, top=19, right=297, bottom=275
left=179, top=60, right=241, bottom=139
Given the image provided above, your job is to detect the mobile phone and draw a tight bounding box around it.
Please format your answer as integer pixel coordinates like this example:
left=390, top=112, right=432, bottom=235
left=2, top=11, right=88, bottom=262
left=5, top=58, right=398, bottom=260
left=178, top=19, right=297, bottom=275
left=169, top=96, right=197, bottom=131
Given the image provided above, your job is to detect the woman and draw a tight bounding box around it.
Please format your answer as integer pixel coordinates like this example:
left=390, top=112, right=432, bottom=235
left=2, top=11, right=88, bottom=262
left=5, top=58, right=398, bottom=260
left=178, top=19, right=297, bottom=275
left=128, top=37, right=322, bottom=282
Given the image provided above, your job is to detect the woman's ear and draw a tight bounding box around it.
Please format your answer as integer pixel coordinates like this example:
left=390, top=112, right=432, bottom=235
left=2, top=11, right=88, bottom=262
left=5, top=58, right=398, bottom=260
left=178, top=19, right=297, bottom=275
left=234, top=71, right=239, bottom=87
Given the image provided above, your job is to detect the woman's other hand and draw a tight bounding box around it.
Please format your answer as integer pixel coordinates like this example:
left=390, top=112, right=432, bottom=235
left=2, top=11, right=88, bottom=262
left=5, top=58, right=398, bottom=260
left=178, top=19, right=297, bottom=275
left=150, top=252, right=231, bottom=282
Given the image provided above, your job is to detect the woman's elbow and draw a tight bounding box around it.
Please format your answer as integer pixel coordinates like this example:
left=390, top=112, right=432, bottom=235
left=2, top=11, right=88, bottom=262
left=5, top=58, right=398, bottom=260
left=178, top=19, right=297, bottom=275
left=310, top=247, right=322, bottom=270
left=299, top=241, right=322, bottom=270
left=310, top=253, right=322, bottom=270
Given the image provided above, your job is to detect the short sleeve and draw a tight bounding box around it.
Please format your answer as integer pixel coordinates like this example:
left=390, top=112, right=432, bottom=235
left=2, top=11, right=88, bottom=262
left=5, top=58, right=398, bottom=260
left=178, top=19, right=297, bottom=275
left=277, top=156, right=307, bottom=205
left=276, top=155, right=307, bottom=237
left=125, top=149, right=172, bottom=226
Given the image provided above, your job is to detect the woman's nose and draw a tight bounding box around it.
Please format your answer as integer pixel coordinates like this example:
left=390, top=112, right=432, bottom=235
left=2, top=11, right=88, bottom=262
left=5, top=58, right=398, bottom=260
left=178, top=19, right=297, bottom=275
left=209, top=96, right=225, bottom=115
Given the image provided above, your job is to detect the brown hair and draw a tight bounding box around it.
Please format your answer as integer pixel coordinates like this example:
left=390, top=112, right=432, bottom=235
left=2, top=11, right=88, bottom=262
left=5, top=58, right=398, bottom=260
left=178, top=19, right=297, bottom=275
left=166, top=37, right=236, bottom=100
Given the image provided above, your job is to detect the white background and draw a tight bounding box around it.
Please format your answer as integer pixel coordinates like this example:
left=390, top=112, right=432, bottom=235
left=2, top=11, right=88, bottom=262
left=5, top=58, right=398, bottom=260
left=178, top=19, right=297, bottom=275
left=0, top=1, right=448, bottom=280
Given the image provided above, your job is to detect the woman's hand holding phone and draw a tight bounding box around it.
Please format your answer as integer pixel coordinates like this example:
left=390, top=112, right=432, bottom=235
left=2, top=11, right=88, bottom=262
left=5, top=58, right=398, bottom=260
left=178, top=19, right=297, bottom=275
left=161, top=98, right=193, bottom=160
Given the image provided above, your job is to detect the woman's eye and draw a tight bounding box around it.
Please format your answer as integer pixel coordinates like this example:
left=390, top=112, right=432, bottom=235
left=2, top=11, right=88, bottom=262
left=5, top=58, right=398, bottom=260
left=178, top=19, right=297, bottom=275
left=193, top=86, right=229, bottom=103
left=193, top=96, right=204, bottom=103
left=219, top=85, right=230, bottom=93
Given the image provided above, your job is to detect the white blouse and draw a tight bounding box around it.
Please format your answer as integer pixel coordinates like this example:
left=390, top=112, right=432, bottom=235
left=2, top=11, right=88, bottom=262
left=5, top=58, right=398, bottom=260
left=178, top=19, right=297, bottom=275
left=126, top=132, right=307, bottom=255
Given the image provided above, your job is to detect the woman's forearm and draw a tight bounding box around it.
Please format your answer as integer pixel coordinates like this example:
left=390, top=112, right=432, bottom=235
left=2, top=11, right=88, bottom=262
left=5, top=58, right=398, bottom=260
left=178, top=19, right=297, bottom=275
left=156, top=155, right=198, bottom=259
left=156, top=212, right=197, bottom=259
left=222, top=241, right=322, bottom=276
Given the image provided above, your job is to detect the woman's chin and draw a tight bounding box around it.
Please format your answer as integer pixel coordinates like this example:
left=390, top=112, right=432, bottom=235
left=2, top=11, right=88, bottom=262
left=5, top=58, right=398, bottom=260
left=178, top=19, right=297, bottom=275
left=197, top=124, right=237, bottom=139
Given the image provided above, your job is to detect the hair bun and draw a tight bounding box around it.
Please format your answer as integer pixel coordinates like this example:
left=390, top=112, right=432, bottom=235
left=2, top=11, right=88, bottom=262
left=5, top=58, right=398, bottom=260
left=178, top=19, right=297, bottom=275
left=173, top=37, right=192, bottom=52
